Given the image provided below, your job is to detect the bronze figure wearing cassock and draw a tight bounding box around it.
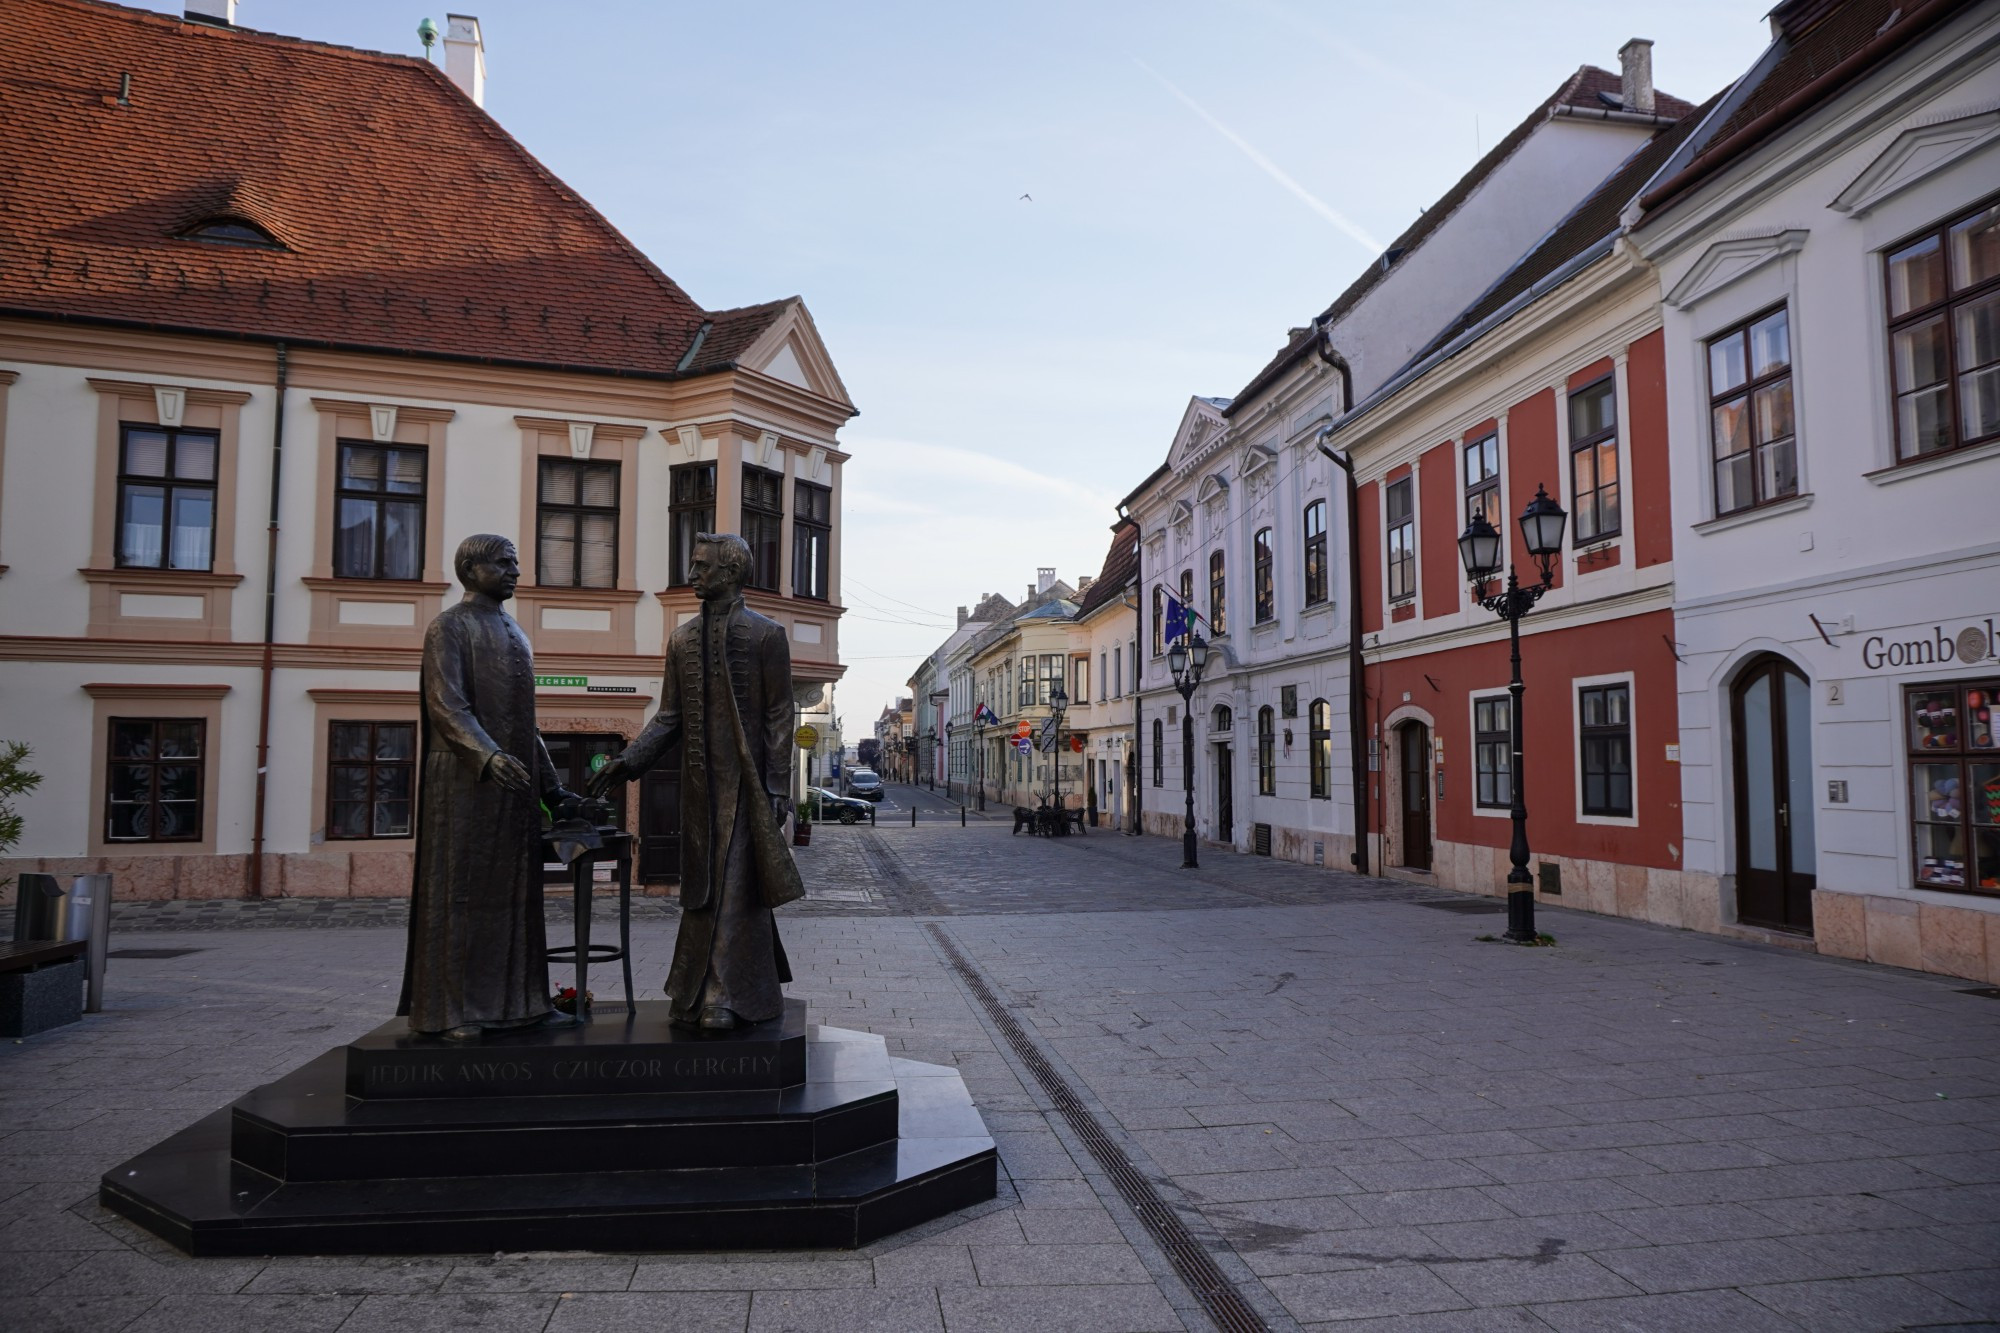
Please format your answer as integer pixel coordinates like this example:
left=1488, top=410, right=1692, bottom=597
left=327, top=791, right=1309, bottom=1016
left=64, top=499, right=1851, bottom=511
left=399, top=535, right=575, bottom=1039
left=590, top=532, right=804, bottom=1030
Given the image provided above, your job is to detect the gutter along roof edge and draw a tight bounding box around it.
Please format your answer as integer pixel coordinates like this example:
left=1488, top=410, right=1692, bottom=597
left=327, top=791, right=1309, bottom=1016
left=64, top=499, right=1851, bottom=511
left=0, top=305, right=777, bottom=389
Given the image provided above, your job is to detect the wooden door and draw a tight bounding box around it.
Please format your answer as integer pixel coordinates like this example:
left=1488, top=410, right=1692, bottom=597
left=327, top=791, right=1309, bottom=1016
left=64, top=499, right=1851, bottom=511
left=1400, top=723, right=1432, bottom=871
left=1215, top=745, right=1234, bottom=843
left=1733, top=656, right=1815, bottom=932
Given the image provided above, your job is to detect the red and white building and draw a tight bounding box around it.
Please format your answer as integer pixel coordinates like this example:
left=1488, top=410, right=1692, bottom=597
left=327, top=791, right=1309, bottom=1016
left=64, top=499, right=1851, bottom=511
left=1326, top=109, right=1706, bottom=923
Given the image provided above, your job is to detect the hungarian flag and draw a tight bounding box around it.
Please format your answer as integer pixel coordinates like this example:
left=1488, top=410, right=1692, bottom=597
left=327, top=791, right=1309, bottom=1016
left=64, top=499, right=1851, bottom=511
left=974, top=702, right=999, bottom=726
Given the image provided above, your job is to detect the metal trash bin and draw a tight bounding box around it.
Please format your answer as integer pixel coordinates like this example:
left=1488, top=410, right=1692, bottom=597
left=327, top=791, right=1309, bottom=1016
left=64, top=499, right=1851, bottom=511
left=12, top=872, right=69, bottom=941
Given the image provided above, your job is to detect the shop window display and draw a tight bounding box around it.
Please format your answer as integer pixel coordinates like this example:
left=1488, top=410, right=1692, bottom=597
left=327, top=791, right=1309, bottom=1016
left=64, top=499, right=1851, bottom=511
left=1907, top=680, right=2000, bottom=894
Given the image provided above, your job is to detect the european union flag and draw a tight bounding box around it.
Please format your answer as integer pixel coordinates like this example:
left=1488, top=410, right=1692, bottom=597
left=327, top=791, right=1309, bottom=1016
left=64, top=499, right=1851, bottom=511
left=1164, top=594, right=1189, bottom=645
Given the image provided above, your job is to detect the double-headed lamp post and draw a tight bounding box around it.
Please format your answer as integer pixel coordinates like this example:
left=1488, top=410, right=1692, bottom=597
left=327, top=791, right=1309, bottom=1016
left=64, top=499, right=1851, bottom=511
left=925, top=728, right=937, bottom=792
left=1165, top=633, right=1211, bottom=869
left=1457, top=483, right=1568, bottom=944
left=1046, top=685, right=1069, bottom=811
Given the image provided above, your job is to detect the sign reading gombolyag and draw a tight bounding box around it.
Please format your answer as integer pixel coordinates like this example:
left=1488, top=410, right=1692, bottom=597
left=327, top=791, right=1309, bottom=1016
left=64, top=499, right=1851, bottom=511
left=1861, top=618, right=1999, bottom=671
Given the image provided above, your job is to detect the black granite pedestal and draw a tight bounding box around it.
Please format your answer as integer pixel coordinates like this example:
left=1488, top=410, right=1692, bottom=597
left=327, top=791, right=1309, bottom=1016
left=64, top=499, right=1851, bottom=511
left=100, top=1000, right=996, bottom=1256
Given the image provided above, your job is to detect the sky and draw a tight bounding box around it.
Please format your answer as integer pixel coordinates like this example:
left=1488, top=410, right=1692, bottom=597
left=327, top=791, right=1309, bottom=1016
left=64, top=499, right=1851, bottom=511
left=141, top=1, right=1775, bottom=734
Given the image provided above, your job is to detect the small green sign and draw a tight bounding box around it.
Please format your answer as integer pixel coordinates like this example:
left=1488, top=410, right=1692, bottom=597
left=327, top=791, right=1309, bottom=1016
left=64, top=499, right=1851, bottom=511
left=535, top=675, right=586, bottom=688
left=589, top=753, right=610, bottom=773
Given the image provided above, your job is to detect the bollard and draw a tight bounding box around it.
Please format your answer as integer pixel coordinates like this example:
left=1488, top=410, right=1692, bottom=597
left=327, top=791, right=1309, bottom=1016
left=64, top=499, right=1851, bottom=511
left=910, top=804, right=917, bottom=828
left=68, top=874, right=113, bottom=1014
left=961, top=806, right=966, bottom=827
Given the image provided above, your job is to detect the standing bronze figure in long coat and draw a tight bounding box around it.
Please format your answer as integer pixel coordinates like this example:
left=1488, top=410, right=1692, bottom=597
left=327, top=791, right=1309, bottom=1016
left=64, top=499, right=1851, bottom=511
left=591, top=532, right=804, bottom=1030
left=399, top=535, right=574, bottom=1039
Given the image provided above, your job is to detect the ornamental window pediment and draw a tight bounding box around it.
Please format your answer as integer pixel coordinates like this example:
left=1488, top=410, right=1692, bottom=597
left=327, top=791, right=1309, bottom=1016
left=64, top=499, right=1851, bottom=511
left=1665, top=229, right=1809, bottom=310
left=1830, top=103, right=2000, bottom=218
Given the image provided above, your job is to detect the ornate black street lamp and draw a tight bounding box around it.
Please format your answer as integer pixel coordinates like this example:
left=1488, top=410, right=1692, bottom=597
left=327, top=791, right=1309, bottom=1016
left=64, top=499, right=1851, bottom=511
left=925, top=728, right=937, bottom=792
left=1458, top=483, right=1567, bottom=944
left=974, top=716, right=987, bottom=811
left=1046, top=684, right=1069, bottom=814
left=1165, top=633, right=1210, bottom=869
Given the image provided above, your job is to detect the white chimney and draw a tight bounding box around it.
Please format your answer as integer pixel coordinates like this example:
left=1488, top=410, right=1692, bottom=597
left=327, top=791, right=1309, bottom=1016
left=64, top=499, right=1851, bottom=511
left=1038, top=566, right=1057, bottom=594
left=444, top=13, right=486, bottom=108
left=1619, top=38, right=1655, bottom=116
left=184, top=0, right=236, bottom=25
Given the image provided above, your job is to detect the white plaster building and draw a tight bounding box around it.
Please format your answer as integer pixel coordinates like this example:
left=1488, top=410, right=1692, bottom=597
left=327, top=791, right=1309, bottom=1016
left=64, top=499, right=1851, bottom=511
left=1628, top=0, right=2000, bottom=982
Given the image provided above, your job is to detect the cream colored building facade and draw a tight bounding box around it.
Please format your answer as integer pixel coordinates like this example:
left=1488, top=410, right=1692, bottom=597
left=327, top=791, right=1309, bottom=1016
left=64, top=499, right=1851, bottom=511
left=0, top=317, right=853, bottom=899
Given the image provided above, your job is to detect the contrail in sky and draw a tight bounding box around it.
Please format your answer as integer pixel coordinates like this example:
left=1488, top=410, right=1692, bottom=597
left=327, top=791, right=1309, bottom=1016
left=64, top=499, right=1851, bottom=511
left=1135, top=58, right=1382, bottom=257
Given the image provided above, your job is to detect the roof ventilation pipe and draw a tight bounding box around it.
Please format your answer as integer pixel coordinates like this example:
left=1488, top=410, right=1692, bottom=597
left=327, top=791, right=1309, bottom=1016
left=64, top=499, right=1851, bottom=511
left=185, top=0, right=236, bottom=26
left=444, top=14, right=486, bottom=107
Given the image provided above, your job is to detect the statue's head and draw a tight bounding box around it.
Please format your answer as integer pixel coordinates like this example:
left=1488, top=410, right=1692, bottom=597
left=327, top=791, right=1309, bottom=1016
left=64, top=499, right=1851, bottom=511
left=454, top=533, right=519, bottom=602
left=689, top=532, right=752, bottom=601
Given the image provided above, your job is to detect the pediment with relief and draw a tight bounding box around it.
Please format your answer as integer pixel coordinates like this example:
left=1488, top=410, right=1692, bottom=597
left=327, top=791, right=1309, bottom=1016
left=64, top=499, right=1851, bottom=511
left=1169, top=395, right=1231, bottom=471
left=1830, top=105, right=2000, bottom=217
left=1169, top=499, right=1195, bottom=528
left=1664, top=229, right=1809, bottom=310
left=1239, top=444, right=1277, bottom=492
left=1195, top=473, right=1229, bottom=506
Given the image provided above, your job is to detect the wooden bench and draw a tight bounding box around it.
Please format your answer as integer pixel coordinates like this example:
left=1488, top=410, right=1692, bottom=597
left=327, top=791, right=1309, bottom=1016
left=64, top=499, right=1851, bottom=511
left=0, top=938, right=86, bottom=1037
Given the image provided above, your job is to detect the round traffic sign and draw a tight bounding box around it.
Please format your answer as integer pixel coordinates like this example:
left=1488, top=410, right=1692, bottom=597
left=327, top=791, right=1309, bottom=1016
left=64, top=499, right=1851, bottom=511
left=794, top=725, right=820, bottom=750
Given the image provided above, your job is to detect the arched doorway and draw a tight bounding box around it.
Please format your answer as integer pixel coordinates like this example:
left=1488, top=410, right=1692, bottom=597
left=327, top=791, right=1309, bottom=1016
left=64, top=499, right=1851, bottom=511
left=1398, top=720, right=1432, bottom=871
left=1732, top=655, right=1815, bottom=932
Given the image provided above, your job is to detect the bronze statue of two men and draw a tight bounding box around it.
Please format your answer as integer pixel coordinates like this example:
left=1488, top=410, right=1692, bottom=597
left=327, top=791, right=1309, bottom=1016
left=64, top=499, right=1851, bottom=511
left=400, top=531, right=801, bottom=1041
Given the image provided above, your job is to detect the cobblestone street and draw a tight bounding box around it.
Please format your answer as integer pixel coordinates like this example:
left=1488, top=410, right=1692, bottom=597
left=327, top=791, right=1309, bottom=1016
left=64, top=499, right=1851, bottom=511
left=6, top=790, right=2000, bottom=1331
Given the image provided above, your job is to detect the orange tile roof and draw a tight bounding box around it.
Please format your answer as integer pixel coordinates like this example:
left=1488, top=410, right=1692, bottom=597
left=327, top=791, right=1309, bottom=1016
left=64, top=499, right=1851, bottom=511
left=0, top=0, right=784, bottom=378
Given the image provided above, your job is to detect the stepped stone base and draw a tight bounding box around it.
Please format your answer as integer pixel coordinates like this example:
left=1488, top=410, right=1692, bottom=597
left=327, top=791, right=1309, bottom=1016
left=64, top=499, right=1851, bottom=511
left=101, top=1004, right=996, bottom=1256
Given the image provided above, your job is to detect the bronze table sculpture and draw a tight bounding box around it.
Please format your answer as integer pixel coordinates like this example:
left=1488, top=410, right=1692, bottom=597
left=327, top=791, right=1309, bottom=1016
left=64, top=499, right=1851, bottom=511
left=400, top=534, right=577, bottom=1040
left=590, top=531, right=804, bottom=1031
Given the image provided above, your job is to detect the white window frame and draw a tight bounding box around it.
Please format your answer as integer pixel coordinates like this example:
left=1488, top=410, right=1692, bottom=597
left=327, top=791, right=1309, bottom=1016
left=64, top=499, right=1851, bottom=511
left=1467, top=687, right=1514, bottom=821
left=1572, top=669, right=1640, bottom=828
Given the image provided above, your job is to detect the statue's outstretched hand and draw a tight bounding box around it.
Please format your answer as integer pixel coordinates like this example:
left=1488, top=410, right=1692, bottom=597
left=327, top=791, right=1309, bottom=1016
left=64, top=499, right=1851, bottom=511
left=586, top=755, right=631, bottom=799
left=486, top=752, right=532, bottom=794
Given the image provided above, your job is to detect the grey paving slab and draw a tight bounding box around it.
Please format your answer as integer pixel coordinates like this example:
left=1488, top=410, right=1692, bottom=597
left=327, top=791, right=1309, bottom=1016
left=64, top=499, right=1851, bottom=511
left=118, top=1292, right=365, bottom=1333
left=749, top=1287, right=945, bottom=1332
left=543, top=1289, right=751, bottom=1333
left=1528, top=1287, right=1807, bottom=1331
left=1741, top=1274, right=1984, bottom=1332
left=1262, top=1263, right=1471, bottom=1322
left=335, top=1291, right=562, bottom=1332
left=0, top=1295, right=162, bottom=1333
left=936, top=1282, right=1185, bottom=1333
left=1427, top=1252, right=1640, bottom=1307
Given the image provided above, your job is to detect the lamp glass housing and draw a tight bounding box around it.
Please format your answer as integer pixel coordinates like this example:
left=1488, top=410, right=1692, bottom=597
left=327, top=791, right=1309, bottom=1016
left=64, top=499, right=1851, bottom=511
left=1457, top=512, right=1503, bottom=580
left=1166, top=640, right=1188, bottom=678
left=1519, top=484, right=1568, bottom=558
left=1188, top=634, right=1210, bottom=676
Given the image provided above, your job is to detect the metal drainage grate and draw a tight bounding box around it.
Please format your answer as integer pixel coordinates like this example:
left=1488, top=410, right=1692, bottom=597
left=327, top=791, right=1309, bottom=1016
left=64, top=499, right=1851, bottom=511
left=927, top=924, right=1271, bottom=1333
left=107, top=947, right=205, bottom=960
left=1409, top=899, right=1505, bottom=914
